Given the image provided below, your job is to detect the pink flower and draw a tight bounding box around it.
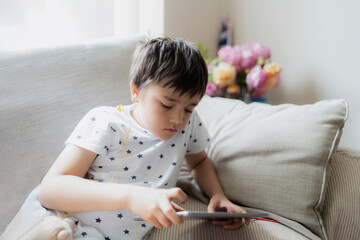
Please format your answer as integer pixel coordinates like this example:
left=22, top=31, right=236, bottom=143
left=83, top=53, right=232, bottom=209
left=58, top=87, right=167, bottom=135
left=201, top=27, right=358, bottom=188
left=218, top=45, right=257, bottom=71
left=246, top=65, right=268, bottom=91
left=238, top=44, right=257, bottom=70
left=218, top=46, right=242, bottom=70
left=206, top=81, right=221, bottom=96
left=250, top=42, right=271, bottom=59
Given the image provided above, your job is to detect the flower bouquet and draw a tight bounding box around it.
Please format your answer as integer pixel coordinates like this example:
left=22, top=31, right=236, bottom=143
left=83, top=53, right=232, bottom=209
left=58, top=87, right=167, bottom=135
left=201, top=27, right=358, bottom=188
left=205, top=43, right=282, bottom=102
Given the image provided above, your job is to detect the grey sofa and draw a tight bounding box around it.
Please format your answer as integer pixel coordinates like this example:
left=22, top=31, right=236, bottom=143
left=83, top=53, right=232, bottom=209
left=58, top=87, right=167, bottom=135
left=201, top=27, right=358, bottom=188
left=1, top=36, right=359, bottom=240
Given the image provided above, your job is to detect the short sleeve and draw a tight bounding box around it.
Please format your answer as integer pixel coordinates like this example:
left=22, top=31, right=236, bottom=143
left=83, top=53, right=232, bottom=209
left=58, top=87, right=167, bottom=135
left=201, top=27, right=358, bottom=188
left=65, top=107, right=118, bottom=156
left=185, top=110, right=210, bottom=155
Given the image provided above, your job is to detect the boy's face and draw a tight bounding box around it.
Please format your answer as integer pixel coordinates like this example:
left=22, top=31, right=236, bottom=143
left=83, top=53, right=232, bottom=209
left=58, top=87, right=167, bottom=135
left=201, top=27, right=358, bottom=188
left=131, top=83, right=201, bottom=140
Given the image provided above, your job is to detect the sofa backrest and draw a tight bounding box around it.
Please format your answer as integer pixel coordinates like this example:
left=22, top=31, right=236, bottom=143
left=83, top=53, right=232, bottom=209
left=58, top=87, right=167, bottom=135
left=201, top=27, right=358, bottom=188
left=0, top=36, right=142, bottom=232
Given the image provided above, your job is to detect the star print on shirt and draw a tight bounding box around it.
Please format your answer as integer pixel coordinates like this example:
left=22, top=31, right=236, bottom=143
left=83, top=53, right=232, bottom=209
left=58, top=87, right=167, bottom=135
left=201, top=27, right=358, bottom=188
left=172, top=162, right=176, bottom=166
left=126, top=149, right=132, bottom=154
left=123, top=166, right=129, bottom=171
left=131, top=176, right=136, bottom=180
left=109, top=157, right=115, bottom=161
left=141, top=223, right=147, bottom=228
left=159, top=154, right=164, bottom=158
left=139, top=141, right=144, bottom=145
left=81, top=232, right=87, bottom=237
left=117, top=213, right=123, bottom=219
left=133, top=136, right=138, bottom=140
left=104, top=145, right=109, bottom=152
left=105, top=237, right=111, bottom=240
left=124, top=229, right=130, bottom=235
left=137, top=154, right=143, bottom=158
left=147, top=165, right=151, bottom=170
left=171, top=143, right=175, bottom=147
left=95, top=217, right=102, bottom=223
left=110, top=126, right=117, bottom=132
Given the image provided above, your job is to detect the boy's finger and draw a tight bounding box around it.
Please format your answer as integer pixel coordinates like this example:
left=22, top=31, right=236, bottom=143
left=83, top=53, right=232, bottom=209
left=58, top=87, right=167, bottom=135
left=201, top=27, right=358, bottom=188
left=168, top=187, right=187, bottom=203
left=171, top=201, right=185, bottom=212
left=148, top=216, right=163, bottom=229
left=160, top=200, right=183, bottom=225
left=225, top=220, right=243, bottom=230
left=155, top=209, right=172, bottom=228
left=212, top=219, right=233, bottom=227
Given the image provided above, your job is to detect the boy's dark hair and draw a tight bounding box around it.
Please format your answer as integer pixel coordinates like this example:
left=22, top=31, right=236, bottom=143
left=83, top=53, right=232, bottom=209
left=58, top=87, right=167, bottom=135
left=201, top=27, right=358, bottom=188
left=130, top=37, right=208, bottom=98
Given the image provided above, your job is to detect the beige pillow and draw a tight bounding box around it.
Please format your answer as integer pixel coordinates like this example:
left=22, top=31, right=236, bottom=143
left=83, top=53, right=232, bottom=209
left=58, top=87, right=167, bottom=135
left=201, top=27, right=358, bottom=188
left=185, top=96, right=348, bottom=240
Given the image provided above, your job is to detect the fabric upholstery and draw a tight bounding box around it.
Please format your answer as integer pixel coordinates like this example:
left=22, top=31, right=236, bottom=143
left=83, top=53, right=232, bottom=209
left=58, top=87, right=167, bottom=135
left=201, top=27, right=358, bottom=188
left=320, top=148, right=360, bottom=240
left=0, top=36, right=142, bottom=233
left=179, top=96, right=348, bottom=239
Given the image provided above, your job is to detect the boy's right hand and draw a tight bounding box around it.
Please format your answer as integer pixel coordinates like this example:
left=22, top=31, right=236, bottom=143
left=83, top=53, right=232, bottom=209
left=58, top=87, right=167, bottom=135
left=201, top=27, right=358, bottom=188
left=127, top=186, right=187, bottom=228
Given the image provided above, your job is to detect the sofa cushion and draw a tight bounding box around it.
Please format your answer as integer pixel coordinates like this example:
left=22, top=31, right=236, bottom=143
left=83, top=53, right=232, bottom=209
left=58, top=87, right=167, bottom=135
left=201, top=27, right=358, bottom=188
left=0, top=36, right=142, bottom=233
left=181, top=96, right=348, bottom=239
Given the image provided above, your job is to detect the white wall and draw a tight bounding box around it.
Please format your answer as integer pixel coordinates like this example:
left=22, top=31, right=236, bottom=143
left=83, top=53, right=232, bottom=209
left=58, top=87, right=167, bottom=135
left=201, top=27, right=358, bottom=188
left=226, top=0, right=359, bottom=150
left=163, top=0, right=224, bottom=57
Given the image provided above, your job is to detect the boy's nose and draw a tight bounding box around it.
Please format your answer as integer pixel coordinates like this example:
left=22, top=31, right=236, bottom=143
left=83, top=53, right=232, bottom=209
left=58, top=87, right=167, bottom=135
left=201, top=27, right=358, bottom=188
left=170, top=110, right=183, bottom=125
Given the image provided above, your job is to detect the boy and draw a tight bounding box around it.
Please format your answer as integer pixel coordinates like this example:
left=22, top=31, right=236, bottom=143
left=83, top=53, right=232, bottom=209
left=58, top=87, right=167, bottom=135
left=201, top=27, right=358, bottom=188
left=5, top=37, right=249, bottom=240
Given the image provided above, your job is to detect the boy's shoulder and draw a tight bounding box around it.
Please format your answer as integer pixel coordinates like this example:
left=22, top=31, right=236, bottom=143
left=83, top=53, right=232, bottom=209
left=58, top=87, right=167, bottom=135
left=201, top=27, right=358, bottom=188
left=88, top=104, right=131, bottom=113
left=85, top=105, right=131, bottom=122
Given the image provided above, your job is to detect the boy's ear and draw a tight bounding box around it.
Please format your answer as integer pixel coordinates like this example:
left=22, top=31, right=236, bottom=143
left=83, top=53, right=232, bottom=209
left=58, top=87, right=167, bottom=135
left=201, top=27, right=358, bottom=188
left=130, top=82, right=139, bottom=102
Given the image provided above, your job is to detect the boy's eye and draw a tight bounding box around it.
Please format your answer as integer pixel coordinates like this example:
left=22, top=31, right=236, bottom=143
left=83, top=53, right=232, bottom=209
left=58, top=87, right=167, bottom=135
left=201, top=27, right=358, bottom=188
left=161, top=103, right=172, bottom=109
left=185, top=109, right=193, bottom=114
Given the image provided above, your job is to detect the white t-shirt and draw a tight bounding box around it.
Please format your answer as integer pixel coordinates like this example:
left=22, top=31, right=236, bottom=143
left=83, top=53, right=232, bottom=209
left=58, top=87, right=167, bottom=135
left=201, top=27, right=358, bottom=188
left=65, top=104, right=210, bottom=239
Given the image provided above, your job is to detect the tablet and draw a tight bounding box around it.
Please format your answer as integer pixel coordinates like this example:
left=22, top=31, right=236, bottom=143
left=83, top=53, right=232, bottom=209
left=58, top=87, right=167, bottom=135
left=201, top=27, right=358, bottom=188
left=134, top=211, right=268, bottom=221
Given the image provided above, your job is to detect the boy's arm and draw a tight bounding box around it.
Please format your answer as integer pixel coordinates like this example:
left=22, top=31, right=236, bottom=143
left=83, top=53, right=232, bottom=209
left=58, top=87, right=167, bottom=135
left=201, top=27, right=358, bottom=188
left=185, top=150, right=225, bottom=199
left=39, top=144, right=186, bottom=228
left=185, top=150, right=250, bottom=229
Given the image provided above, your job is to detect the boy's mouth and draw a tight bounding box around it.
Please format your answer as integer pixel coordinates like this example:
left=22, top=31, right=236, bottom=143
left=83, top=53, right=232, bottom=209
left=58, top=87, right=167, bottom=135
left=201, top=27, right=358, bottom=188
left=164, top=128, right=177, bottom=134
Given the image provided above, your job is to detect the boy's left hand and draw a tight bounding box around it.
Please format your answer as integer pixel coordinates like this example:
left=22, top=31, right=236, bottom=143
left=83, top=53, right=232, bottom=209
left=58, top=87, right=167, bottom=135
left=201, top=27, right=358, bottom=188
left=207, top=194, right=250, bottom=230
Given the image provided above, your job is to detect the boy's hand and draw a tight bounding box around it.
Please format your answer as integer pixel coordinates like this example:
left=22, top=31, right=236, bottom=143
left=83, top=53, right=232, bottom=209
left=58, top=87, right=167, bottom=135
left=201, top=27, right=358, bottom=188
left=127, top=186, right=187, bottom=228
left=208, top=193, right=250, bottom=230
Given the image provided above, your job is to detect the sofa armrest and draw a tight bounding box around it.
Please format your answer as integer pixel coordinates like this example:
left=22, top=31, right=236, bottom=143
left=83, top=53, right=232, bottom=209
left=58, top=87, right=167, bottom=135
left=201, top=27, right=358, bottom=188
left=321, top=147, right=360, bottom=240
